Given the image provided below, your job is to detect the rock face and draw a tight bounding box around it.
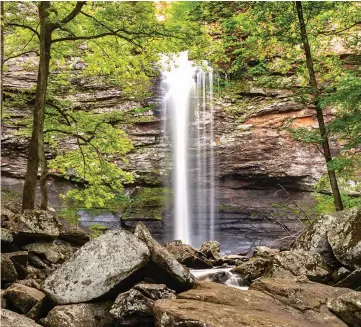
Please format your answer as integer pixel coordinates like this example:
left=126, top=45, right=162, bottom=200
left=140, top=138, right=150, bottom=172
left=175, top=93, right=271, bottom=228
left=164, top=240, right=213, bottom=269
left=2, top=54, right=341, bottom=252
left=110, top=283, right=176, bottom=326
left=43, top=229, right=150, bottom=304
left=294, top=207, right=361, bottom=270
left=134, top=223, right=196, bottom=292
left=41, top=302, right=115, bottom=327
left=327, top=291, right=361, bottom=327
left=1, top=309, right=42, bottom=327
left=153, top=281, right=347, bottom=327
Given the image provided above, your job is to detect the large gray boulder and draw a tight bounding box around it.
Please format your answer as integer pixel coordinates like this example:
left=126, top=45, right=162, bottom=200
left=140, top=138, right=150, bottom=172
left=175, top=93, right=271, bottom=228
left=1, top=309, right=42, bottom=327
left=41, top=302, right=115, bottom=327
left=327, top=207, right=361, bottom=269
left=327, top=291, right=361, bottom=327
left=134, top=223, right=196, bottom=292
left=110, top=283, right=176, bottom=326
left=294, top=207, right=361, bottom=269
left=43, top=229, right=150, bottom=304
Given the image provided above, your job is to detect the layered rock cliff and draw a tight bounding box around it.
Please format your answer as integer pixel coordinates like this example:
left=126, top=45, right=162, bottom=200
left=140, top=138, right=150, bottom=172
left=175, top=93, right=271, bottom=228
left=1, top=54, right=337, bottom=252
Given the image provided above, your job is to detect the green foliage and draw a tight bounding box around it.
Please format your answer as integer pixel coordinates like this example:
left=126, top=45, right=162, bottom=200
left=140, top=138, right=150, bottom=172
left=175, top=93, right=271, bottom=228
left=57, top=207, right=81, bottom=225
left=123, top=187, right=170, bottom=220
left=88, top=223, right=108, bottom=238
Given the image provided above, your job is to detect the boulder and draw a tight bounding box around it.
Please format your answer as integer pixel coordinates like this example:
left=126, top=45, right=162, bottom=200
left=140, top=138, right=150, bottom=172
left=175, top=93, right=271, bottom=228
left=327, top=207, right=361, bottom=269
left=1, top=227, right=14, bottom=243
left=4, top=251, right=28, bottom=279
left=41, top=302, right=115, bottom=327
left=59, top=223, right=90, bottom=245
left=1, top=207, right=17, bottom=229
left=231, top=256, right=271, bottom=285
left=134, top=223, right=196, bottom=292
left=265, top=249, right=331, bottom=282
left=154, top=281, right=347, bottom=327
left=1, top=254, right=18, bottom=282
left=199, top=241, right=223, bottom=264
left=327, top=291, right=361, bottom=327
left=17, top=210, right=61, bottom=240
left=4, top=283, right=46, bottom=318
left=253, top=246, right=279, bottom=258
left=222, top=254, right=247, bottom=265
left=24, top=240, right=77, bottom=265
left=43, top=229, right=150, bottom=304
left=110, top=283, right=176, bottom=326
left=294, top=207, right=361, bottom=269
left=164, top=240, right=213, bottom=269
left=334, top=268, right=361, bottom=290
left=1, top=309, right=42, bottom=327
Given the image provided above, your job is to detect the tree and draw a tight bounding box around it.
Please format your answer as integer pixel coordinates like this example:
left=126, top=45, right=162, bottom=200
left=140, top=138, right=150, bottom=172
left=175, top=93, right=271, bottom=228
left=186, top=2, right=361, bottom=212
left=295, top=1, right=343, bottom=211
left=4, top=1, right=190, bottom=211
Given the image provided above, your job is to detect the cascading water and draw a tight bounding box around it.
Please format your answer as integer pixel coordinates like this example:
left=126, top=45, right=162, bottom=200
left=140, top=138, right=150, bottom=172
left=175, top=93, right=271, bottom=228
left=161, top=52, right=217, bottom=246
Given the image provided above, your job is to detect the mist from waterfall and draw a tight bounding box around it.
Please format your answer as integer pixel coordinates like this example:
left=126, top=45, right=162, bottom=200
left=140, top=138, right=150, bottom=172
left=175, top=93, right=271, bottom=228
left=161, top=52, right=216, bottom=246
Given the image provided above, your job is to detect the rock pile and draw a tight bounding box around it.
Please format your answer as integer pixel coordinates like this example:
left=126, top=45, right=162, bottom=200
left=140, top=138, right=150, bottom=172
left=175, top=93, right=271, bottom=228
left=1, top=207, right=360, bottom=327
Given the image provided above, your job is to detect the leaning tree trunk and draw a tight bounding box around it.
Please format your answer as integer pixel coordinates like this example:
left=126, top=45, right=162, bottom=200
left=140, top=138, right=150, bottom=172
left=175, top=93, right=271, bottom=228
left=22, top=2, right=51, bottom=211
left=296, top=1, right=344, bottom=211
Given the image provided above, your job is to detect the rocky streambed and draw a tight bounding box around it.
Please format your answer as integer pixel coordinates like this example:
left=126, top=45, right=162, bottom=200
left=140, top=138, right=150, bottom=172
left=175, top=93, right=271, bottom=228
left=1, top=205, right=361, bottom=327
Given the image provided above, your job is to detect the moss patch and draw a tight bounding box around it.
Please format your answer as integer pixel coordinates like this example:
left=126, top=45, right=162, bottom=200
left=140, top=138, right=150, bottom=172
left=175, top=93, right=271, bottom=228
left=122, top=187, right=170, bottom=221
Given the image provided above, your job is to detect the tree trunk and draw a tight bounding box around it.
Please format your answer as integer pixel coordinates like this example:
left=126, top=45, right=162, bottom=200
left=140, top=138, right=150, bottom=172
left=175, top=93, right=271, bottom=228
left=1, top=1, right=4, bottom=119
left=295, top=1, right=344, bottom=211
left=22, top=2, right=51, bottom=211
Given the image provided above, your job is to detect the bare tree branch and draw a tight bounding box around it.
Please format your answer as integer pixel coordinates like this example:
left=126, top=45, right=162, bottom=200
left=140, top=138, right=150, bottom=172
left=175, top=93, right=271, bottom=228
left=3, top=50, right=39, bottom=63
left=6, top=22, right=40, bottom=38
left=277, top=183, right=311, bottom=223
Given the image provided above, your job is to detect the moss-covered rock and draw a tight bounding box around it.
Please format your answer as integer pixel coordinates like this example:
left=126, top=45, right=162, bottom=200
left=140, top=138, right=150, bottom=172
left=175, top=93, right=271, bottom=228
left=122, top=187, right=170, bottom=221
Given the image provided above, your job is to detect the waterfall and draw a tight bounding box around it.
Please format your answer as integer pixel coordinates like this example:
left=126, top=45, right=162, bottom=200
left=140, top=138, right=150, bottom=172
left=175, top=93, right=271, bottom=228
left=161, top=52, right=216, bottom=246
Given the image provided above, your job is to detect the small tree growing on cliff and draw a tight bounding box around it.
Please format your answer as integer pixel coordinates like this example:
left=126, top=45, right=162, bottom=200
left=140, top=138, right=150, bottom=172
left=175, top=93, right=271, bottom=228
left=189, top=1, right=361, bottom=212
left=3, top=1, right=195, bottom=211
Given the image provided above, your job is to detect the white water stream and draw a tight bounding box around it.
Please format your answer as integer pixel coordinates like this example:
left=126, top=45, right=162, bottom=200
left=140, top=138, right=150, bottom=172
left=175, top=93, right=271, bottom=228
left=161, top=52, right=216, bottom=246
left=191, top=268, right=248, bottom=290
